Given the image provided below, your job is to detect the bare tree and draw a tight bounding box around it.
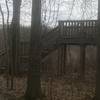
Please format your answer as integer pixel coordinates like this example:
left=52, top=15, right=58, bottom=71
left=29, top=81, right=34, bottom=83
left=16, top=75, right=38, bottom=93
left=25, top=0, right=41, bottom=100
left=0, top=0, right=10, bottom=88
left=96, top=0, right=100, bottom=99
left=0, top=5, right=5, bottom=35
left=8, top=0, right=22, bottom=89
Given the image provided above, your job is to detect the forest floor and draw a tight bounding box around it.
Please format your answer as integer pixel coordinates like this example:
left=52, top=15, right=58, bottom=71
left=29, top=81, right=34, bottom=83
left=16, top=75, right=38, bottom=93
left=0, top=70, right=96, bottom=100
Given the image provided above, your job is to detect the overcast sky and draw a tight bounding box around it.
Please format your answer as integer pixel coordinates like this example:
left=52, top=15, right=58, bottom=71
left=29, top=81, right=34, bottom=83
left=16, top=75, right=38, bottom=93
left=0, top=0, right=98, bottom=27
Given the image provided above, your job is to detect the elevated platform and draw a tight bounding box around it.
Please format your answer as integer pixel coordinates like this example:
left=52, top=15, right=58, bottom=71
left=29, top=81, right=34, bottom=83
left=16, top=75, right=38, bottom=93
left=42, top=20, right=98, bottom=57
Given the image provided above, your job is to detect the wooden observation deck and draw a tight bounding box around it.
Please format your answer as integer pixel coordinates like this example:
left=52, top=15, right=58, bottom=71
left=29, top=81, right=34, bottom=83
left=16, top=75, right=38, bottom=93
left=58, top=20, right=98, bottom=45
left=42, top=20, right=98, bottom=57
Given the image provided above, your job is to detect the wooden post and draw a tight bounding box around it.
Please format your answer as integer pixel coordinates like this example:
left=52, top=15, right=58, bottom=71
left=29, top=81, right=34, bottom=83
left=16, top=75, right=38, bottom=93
left=57, top=45, right=66, bottom=77
left=60, top=46, right=65, bottom=76
left=60, top=46, right=63, bottom=76
left=63, top=44, right=66, bottom=75
left=80, top=45, right=86, bottom=79
left=57, top=47, right=61, bottom=77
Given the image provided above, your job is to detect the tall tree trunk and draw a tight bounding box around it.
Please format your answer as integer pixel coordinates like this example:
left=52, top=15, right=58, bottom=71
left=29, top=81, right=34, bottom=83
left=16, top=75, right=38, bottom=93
left=9, top=0, right=21, bottom=89
left=96, top=0, right=100, bottom=99
left=25, top=0, right=41, bottom=100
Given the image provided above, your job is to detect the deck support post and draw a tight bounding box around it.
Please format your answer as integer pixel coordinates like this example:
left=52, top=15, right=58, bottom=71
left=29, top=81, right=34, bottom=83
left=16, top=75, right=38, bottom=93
left=57, top=44, right=67, bottom=77
left=63, top=44, right=67, bottom=75
left=80, top=45, right=86, bottom=79
left=57, top=47, right=61, bottom=77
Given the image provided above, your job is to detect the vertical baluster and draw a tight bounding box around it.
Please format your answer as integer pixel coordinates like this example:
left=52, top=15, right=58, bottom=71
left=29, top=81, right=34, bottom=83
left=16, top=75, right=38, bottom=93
left=77, top=21, right=79, bottom=39
left=68, top=22, right=69, bottom=38
left=91, top=21, right=94, bottom=38
left=86, top=21, right=88, bottom=39
left=74, top=21, right=76, bottom=38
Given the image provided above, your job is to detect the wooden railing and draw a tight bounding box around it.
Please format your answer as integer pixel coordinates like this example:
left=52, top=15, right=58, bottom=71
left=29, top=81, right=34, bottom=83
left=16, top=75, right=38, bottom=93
left=58, top=20, right=98, bottom=37
left=58, top=20, right=98, bottom=45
